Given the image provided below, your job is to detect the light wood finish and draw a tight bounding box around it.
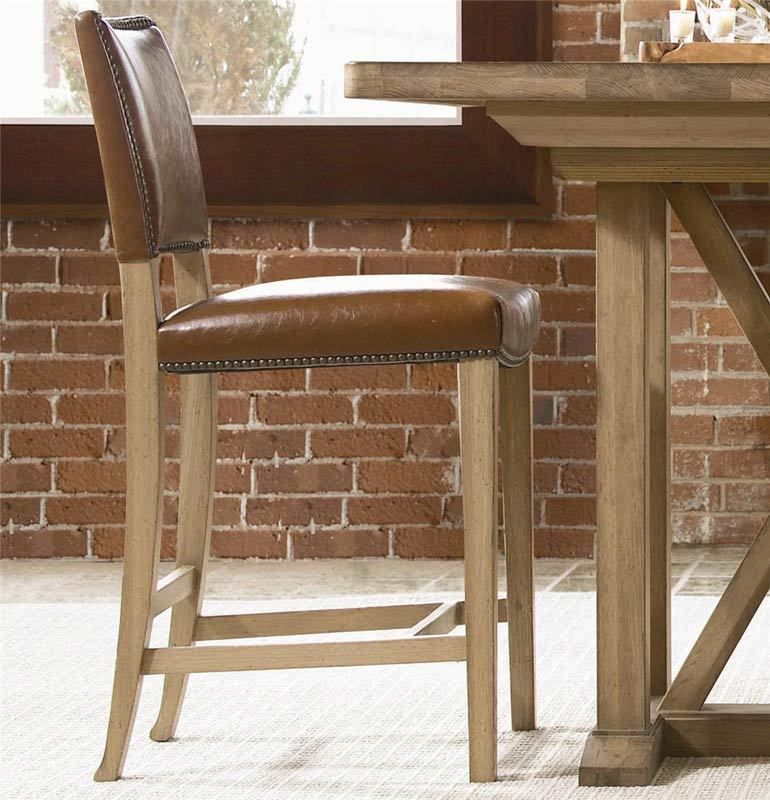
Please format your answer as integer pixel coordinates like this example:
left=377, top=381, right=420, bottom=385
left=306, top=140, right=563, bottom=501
left=640, top=42, right=770, bottom=64
left=410, top=602, right=460, bottom=637
left=647, top=193, right=672, bottom=699
left=500, top=361, right=536, bottom=732
left=141, top=636, right=467, bottom=675
left=345, top=50, right=770, bottom=789
left=345, top=62, right=770, bottom=105
left=347, top=63, right=770, bottom=151
left=594, top=183, right=657, bottom=735
left=194, top=603, right=444, bottom=641
left=660, top=516, right=770, bottom=712
left=487, top=101, right=770, bottom=148
left=150, top=250, right=218, bottom=744
left=662, top=706, right=770, bottom=757
left=579, top=721, right=665, bottom=788
left=150, top=566, right=196, bottom=617
left=663, top=183, right=770, bottom=376
left=552, top=148, right=770, bottom=182
left=94, top=260, right=165, bottom=782
left=458, top=359, right=499, bottom=783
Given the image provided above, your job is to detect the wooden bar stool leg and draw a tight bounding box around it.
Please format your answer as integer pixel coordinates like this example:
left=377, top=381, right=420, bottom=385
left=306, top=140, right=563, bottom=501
left=458, top=358, right=499, bottom=783
left=151, top=372, right=217, bottom=742
left=95, top=262, right=165, bottom=782
left=500, top=360, right=536, bottom=731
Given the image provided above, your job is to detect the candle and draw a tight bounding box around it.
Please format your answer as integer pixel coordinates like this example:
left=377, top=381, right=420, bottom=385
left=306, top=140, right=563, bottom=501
left=710, top=3, right=737, bottom=42
left=669, top=8, right=695, bottom=43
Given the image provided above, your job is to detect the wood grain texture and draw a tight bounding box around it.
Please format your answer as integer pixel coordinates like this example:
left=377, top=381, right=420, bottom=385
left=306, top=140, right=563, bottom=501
left=150, top=566, right=196, bottom=617
left=662, top=706, right=770, bottom=757
left=488, top=105, right=770, bottom=148
left=595, top=184, right=656, bottom=733
left=346, top=62, right=770, bottom=151
left=659, top=516, right=770, bottom=712
left=647, top=190, right=671, bottom=699
left=663, top=183, right=770, bottom=376
left=141, top=636, right=467, bottom=674
left=640, top=42, right=770, bottom=64
left=150, top=251, right=217, bottom=744
left=345, top=62, right=770, bottom=104
left=458, top=359, right=499, bottom=783
left=94, top=260, right=165, bottom=782
left=579, top=721, right=665, bottom=787
left=194, top=603, right=445, bottom=640
left=552, top=148, right=770, bottom=181
left=500, top=361, right=536, bottom=732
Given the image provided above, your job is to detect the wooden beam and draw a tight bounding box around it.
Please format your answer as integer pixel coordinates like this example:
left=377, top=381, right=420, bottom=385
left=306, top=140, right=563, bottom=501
left=141, top=635, right=466, bottom=675
left=552, top=148, right=770, bottom=183
left=151, top=566, right=197, bottom=617
left=595, top=183, right=656, bottom=732
left=193, top=602, right=443, bottom=641
left=660, top=516, right=770, bottom=711
left=489, top=102, right=770, bottom=149
left=662, top=705, right=770, bottom=757
left=663, top=182, right=770, bottom=376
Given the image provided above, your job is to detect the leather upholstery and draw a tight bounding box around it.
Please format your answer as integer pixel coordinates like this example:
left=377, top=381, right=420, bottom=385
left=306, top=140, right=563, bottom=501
left=75, top=12, right=209, bottom=262
left=157, top=275, right=540, bottom=371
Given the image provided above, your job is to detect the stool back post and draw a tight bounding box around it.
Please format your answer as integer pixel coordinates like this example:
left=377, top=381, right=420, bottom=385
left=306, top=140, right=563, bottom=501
left=75, top=10, right=213, bottom=780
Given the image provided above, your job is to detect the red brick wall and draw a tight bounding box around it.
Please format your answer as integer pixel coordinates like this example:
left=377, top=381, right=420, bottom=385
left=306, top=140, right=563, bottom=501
left=1, top=1, right=768, bottom=559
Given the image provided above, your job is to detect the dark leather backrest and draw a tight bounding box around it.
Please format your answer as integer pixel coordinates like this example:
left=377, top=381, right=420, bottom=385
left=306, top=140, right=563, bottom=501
left=75, top=11, right=209, bottom=262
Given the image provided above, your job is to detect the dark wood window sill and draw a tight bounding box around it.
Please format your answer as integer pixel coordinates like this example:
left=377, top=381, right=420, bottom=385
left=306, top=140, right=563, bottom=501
left=0, top=1, right=552, bottom=220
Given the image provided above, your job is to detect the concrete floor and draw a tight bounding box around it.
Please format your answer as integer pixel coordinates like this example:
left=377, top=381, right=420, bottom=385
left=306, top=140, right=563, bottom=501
left=0, top=545, right=749, bottom=603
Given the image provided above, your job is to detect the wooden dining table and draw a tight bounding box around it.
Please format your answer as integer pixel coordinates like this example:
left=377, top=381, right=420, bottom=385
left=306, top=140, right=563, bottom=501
left=345, top=49, right=770, bottom=786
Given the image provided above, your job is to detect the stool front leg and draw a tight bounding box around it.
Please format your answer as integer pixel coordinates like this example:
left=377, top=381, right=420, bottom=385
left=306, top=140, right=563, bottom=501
left=95, top=262, right=165, bottom=781
left=458, top=358, right=499, bottom=783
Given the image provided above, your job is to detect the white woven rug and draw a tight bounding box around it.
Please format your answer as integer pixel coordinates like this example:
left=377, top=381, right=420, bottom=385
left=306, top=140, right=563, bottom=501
left=2, top=593, right=769, bottom=799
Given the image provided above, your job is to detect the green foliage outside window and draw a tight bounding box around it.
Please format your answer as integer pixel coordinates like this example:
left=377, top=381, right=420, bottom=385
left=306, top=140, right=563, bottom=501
left=47, top=0, right=303, bottom=115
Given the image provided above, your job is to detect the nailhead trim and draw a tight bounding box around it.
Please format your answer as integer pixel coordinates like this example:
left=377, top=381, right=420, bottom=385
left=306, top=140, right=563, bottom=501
left=158, top=239, right=210, bottom=253
left=97, top=14, right=209, bottom=258
left=159, top=348, right=499, bottom=373
left=105, top=15, right=155, bottom=30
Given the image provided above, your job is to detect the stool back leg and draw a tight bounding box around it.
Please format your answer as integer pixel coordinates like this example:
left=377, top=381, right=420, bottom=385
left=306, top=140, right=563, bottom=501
left=500, top=359, right=536, bottom=731
left=151, top=251, right=217, bottom=742
left=150, top=372, right=217, bottom=741
left=458, top=358, right=499, bottom=783
left=95, top=261, right=165, bottom=781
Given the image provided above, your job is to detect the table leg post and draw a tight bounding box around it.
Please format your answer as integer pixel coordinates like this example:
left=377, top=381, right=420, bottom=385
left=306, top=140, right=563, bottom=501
left=579, top=183, right=664, bottom=787
left=648, top=188, right=671, bottom=699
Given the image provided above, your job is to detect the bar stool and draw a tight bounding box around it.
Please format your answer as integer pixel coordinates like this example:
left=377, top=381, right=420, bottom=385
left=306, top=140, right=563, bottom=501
left=75, top=11, right=541, bottom=785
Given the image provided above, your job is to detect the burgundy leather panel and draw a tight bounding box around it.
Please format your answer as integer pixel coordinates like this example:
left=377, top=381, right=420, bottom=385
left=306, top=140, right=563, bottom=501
left=75, top=12, right=208, bottom=262
left=157, top=275, right=540, bottom=369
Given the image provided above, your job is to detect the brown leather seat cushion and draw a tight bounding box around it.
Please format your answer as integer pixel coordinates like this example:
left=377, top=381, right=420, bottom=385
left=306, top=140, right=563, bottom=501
left=157, top=275, right=540, bottom=372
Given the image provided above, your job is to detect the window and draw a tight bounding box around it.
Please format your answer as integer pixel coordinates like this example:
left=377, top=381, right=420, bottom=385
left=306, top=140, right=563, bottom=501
left=2, top=0, right=458, bottom=122
left=0, top=1, right=552, bottom=217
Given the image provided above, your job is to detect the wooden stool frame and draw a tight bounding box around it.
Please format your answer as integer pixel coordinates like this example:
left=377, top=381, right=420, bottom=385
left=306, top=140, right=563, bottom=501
left=93, top=248, right=537, bottom=784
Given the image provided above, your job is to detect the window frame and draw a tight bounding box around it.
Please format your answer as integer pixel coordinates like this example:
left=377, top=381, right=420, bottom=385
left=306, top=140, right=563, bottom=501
left=0, top=1, right=553, bottom=219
